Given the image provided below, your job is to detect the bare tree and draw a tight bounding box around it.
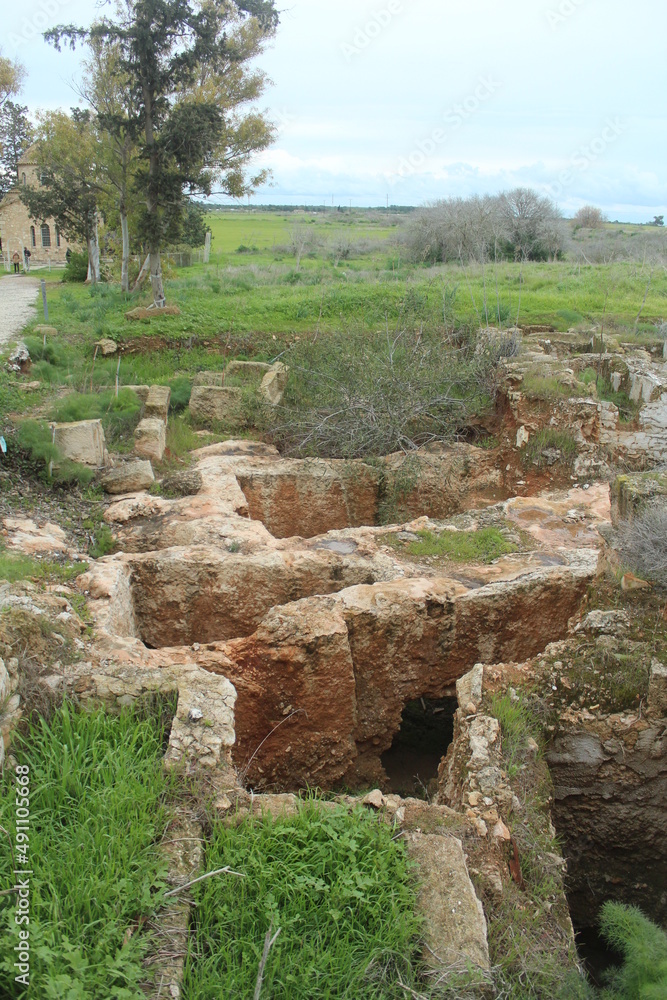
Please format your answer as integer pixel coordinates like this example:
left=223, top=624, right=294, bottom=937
left=573, top=205, right=607, bottom=229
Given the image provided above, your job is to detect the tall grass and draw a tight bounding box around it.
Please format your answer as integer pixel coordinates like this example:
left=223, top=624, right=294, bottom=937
left=0, top=703, right=172, bottom=999
left=182, top=802, right=424, bottom=1000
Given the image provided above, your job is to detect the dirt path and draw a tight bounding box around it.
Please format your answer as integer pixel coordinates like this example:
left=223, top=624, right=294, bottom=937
left=0, top=275, right=41, bottom=349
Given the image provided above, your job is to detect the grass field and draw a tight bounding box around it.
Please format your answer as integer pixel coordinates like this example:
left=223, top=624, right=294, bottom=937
left=1, top=208, right=665, bottom=436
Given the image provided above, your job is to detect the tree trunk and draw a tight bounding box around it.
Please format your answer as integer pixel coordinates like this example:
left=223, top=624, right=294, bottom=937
left=86, top=217, right=101, bottom=284
left=149, top=246, right=166, bottom=307
left=120, top=209, right=130, bottom=293
left=133, top=253, right=150, bottom=292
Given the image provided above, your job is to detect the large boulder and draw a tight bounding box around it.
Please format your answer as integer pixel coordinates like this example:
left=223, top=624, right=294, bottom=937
left=52, top=419, right=108, bottom=467
left=101, top=460, right=155, bottom=495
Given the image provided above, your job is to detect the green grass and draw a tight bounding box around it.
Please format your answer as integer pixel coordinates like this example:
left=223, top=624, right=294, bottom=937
left=182, top=802, right=424, bottom=1000
left=0, top=549, right=88, bottom=584
left=398, top=527, right=517, bottom=563
left=0, top=703, right=173, bottom=999
left=521, top=373, right=582, bottom=401
left=51, top=388, right=143, bottom=451
left=524, top=428, right=579, bottom=468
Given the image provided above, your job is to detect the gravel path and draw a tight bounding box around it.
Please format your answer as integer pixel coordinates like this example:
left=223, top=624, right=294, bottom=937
left=0, top=275, right=41, bottom=349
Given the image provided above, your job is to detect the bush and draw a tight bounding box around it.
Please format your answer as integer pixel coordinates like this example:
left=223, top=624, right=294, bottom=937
left=273, top=328, right=498, bottom=459
left=62, top=249, right=89, bottom=282
left=15, top=420, right=95, bottom=486
left=167, top=376, right=192, bottom=413
left=615, top=508, right=667, bottom=587
left=599, top=902, right=667, bottom=999
left=573, top=205, right=607, bottom=229
left=51, top=388, right=142, bottom=448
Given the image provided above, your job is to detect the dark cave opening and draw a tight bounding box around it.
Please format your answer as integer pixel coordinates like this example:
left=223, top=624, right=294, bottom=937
left=381, top=696, right=458, bottom=797
left=574, top=923, right=624, bottom=988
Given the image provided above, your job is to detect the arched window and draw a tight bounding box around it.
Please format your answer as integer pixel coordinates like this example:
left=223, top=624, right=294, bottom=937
left=55, top=226, right=61, bottom=248
left=41, top=223, right=51, bottom=248
left=30, top=226, right=36, bottom=248
left=21, top=173, right=26, bottom=186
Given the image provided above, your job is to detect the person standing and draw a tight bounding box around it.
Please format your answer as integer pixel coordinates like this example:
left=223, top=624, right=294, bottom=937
left=23, top=247, right=31, bottom=273
left=11, top=251, right=20, bottom=274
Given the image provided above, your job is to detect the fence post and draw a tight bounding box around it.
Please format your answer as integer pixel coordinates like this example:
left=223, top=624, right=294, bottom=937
left=40, top=280, right=48, bottom=321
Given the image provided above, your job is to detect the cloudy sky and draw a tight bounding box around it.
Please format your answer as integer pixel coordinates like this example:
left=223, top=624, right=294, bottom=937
left=5, top=0, right=666, bottom=220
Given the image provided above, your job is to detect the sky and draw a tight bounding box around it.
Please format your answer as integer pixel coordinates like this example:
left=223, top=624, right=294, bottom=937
left=4, top=0, right=667, bottom=221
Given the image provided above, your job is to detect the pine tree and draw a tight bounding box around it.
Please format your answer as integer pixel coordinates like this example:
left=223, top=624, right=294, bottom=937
left=46, top=0, right=279, bottom=306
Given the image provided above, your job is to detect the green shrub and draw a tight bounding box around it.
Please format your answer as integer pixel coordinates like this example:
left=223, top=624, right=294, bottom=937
left=51, top=389, right=142, bottom=448
left=599, top=902, right=667, bottom=999
left=274, top=328, right=497, bottom=459
left=15, top=420, right=95, bottom=486
left=62, top=249, right=89, bottom=282
left=398, top=527, right=517, bottom=563
left=167, top=376, right=192, bottom=413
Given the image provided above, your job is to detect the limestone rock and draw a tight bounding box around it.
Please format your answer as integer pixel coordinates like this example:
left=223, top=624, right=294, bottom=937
left=362, top=789, right=385, bottom=809
left=457, top=664, right=484, bottom=712
left=516, top=425, right=530, bottom=448
left=611, top=472, right=667, bottom=525
left=0, top=658, right=9, bottom=704
left=2, top=517, right=73, bottom=557
left=101, top=460, right=155, bottom=495
left=406, top=832, right=490, bottom=971
left=52, top=419, right=108, bottom=467
left=193, top=371, right=224, bottom=387
left=95, top=338, right=118, bottom=356
left=144, top=385, right=171, bottom=423
left=259, top=362, right=289, bottom=405
left=189, top=385, right=246, bottom=426
left=621, top=572, right=651, bottom=591
left=576, top=610, right=630, bottom=635
left=134, top=417, right=166, bottom=462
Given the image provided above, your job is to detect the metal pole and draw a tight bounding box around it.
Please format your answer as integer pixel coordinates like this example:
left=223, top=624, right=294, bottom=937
left=40, top=279, right=48, bottom=321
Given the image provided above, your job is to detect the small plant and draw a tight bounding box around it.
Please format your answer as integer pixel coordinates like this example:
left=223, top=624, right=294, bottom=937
left=524, top=428, right=579, bottom=468
left=598, top=902, right=667, bottom=998
left=0, top=550, right=88, bottom=584
left=62, top=249, right=89, bottom=282
left=51, top=389, right=142, bottom=448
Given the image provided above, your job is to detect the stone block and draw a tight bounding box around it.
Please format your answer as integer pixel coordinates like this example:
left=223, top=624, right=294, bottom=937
left=101, top=460, right=155, bottom=495
left=134, top=417, right=166, bottom=462
left=95, top=338, right=118, bottom=356
left=144, top=385, right=171, bottom=422
left=406, top=832, right=490, bottom=971
left=52, top=419, right=107, bottom=467
left=259, top=362, right=289, bottom=405
left=189, top=385, right=246, bottom=427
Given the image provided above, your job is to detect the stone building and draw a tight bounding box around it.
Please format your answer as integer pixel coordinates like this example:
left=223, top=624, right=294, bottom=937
left=0, top=146, right=71, bottom=270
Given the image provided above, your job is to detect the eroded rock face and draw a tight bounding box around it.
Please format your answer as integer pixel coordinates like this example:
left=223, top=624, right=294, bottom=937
left=547, top=719, right=667, bottom=928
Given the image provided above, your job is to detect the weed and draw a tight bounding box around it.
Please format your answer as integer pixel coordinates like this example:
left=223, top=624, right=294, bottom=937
left=0, top=549, right=88, bottom=584
left=524, top=428, right=579, bottom=468
left=15, top=420, right=95, bottom=487
left=51, top=388, right=142, bottom=449
left=521, top=373, right=580, bottom=400
left=615, top=508, right=667, bottom=587
left=598, top=903, right=667, bottom=998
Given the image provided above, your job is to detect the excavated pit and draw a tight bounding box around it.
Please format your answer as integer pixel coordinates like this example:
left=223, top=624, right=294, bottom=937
left=84, top=448, right=609, bottom=792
